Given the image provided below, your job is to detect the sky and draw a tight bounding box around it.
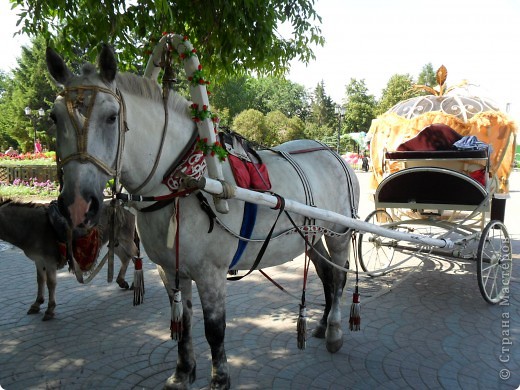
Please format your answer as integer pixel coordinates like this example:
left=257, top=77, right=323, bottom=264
left=1, top=0, right=520, bottom=122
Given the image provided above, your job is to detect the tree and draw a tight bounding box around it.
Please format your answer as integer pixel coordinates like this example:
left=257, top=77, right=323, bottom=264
left=211, top=76, right=256, bottom=120
left=249, top=77, right=309, bottom=118
left=265, top=110, right=289, bottom=144
left=11, top=0, right=324, bottom=79
left=0, top=72, right=18, bottom=151
left=286, top=116, right=306, bottom=142
left=232, top=109, right=271, bottom=146
left=417, top=63, right=437, bottom=90
left=211, top=76, right=309, bottom=121
left=376, top=74, right=418, bottom=115
left=0, top=36, right=57, bottom=152
left=342, top=78, right=376, bottom=133
left=309, top=80, right=335, bottom=128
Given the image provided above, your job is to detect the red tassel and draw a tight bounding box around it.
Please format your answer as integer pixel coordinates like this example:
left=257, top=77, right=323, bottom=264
left=349, top=287, right=361, bottom=331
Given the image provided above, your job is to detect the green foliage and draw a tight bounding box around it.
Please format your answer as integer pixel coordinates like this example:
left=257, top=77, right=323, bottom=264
left=342, top=79, right=376, bottom=133
left=231, top=109, right=272, bottom=146
left=211, top=75, right=309, bottom=121
left=309, top=80, right=336, bottom=127
left=417, top=62, right=437, bottom=89
left=10, top=0, right=324, bottom=79
left=375, top=74, right=420, bottom=115
left=265, top=110, right=289, bottom=144
left=211, top=76, right=255, bottom=119
left=0, top=36, right=57, bottom=152
left=286, top=116, right=306, bottom=141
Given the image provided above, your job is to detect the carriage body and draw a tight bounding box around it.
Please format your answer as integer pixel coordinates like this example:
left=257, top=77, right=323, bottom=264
left=359, top=121, right=513, bottom=304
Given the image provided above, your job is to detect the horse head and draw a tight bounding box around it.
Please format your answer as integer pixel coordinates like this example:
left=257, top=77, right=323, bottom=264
left=46, top=45, right=123, bottom=229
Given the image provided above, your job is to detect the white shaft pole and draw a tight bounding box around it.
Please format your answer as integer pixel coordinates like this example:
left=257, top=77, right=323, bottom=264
left=194, top=177, right=453, bottom=249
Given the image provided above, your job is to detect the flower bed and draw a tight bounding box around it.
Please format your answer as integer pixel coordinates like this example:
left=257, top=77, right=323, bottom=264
left=0, top=152, right=59, bottom=199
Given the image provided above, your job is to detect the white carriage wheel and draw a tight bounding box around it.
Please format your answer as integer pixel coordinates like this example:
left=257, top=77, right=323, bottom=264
left=357, top=209, right=395, bottom=276
left=477, top=220, right=512, bottom=304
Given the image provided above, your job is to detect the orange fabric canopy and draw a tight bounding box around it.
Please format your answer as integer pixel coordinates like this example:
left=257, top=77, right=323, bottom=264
left=368, top=109, right=517, bottom=194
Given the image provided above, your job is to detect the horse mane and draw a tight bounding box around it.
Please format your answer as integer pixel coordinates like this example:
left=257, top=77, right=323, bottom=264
left=75, top=63, right=190, bottom=115
left=115, top=72, right=190, bottom=115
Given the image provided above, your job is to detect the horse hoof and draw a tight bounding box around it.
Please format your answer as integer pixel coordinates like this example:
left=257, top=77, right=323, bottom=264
left=163, top=375, right=186, bottom=390
left=312, top=324, right=326, bottom=339
left=210, top=376, right=230, bottom=390
left=42, top=312, right=55, bottom=321
left=27, top=307, right=40, bottom=315
left=325, top=325, right=343, bottom=353
left=164, top=364, right=196, bottom=389
left=326, top=337, right=343, bottom=353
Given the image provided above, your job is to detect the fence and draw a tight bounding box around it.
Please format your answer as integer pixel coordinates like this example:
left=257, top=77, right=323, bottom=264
left=0, top=165, right=58, bottom=184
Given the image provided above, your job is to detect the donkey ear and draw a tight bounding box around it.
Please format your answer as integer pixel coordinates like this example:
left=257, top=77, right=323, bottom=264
left=46, top=47, right=73, bottom=86
left=98, top=44, right=117, bottom=83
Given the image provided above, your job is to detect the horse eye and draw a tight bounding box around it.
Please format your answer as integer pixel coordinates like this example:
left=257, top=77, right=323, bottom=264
left=107, top=114, right=118, bottom=124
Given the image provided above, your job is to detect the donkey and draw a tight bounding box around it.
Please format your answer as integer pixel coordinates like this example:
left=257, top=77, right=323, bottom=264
left=0, top=198, right=138, bottom=320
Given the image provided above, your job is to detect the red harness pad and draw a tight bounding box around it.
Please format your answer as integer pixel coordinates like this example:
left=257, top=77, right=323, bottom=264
left=58, top=228, right=101, bottom=272
left=228, top=154, right=271, bottom=191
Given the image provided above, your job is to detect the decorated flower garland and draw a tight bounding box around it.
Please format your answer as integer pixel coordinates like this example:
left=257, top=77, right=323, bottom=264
left=172, top=36, right=228, bottom=162
left=196, top=138, right=227, bottom=161
left=144, top=33, right=230, bottom=213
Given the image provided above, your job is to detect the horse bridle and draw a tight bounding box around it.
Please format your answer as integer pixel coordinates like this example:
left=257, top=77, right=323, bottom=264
left=58, top=85, right=128, bottom=182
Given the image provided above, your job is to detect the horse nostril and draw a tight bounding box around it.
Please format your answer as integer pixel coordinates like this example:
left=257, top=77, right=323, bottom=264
left=86, top=196, right=101, bottom=223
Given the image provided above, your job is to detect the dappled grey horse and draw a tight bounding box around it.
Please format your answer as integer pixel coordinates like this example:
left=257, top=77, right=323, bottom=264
left=0, top=199, right=137, bottom=320
left=46, top=44, right=359, bottom=389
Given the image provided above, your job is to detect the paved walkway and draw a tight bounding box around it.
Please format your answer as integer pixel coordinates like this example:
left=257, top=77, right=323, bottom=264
left=0, top=172, right=519, bottom=389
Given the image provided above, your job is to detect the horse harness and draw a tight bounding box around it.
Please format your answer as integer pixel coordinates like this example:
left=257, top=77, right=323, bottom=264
left=57, top=86, right=128, bottom=188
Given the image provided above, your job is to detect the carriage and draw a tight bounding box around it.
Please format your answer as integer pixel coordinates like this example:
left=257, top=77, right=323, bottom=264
left=358, top=83, right=516, bottom=304
left=45, top=36, right=515, bottom=389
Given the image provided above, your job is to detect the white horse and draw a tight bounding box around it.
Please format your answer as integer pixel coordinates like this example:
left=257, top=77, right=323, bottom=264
left=0, top=198, right=138, bottom=320
left=46, top=44, right=360, bottom=389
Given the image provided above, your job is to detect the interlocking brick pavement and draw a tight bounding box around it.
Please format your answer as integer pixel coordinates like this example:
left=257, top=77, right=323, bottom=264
left=0, top=172, right=518, bottom=389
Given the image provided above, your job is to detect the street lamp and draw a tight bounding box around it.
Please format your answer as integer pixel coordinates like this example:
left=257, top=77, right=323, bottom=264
left=335, top=105, right=346, bottom=154
left=24, top=106, right=45, bottom=152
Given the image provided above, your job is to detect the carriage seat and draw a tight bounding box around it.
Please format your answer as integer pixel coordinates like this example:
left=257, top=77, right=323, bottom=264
left=383, top=123, right=489, bottom=186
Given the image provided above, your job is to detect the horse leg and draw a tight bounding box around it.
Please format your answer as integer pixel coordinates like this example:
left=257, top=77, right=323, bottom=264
left=196, top=268, right=230, bottom=390
left=43, top=265, right=57, bottom=321
left=311, top=235, right=350, bottom=353
left=164, top=276, right=197, bottom=389
left=27, top=261, right=45, bottom=315
left=308, top=239, right=333, bottom=339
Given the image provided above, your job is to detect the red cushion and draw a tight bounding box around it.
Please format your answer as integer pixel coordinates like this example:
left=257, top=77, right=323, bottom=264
left=396, top=123, right=462, bottom=151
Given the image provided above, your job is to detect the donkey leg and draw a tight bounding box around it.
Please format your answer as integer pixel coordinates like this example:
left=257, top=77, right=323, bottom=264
left=115, top=254, right=130, bottom=289
left=43, top=266, right=58, bottom=321
left=322, top=234, right=351, bottom=353
left=28, top=262, right=45, bottom=315
left=164, top=276, right=197, bottom=390
left=308, top=239, right=333, bottom=339
left=196, top=269, right=230, bottom=390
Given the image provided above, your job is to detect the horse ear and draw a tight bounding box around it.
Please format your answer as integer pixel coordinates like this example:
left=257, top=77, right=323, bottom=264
left=98, top=44, right=117, bottom=83
left=46, top=47, right=73, bottom=86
